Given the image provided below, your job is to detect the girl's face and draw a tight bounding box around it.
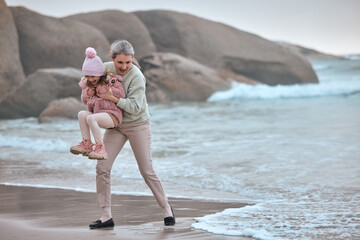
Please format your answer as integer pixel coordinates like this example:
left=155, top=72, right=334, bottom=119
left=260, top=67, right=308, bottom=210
left=86, top=76, right=101, bottom=85
left=113, top=54, right=133, bottom=75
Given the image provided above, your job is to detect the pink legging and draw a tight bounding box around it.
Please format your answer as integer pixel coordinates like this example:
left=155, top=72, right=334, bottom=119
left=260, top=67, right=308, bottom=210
left=78, top=110, right=115, bottom=143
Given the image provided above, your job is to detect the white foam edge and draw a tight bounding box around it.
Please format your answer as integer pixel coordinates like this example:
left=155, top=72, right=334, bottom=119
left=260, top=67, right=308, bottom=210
left=191, top=205, right=280, bottom=240
left=0, top=182, right=257, bottom=203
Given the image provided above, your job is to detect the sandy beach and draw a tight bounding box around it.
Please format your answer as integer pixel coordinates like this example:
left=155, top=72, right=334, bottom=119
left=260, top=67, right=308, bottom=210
left=0, top=185, right=250, bottom=240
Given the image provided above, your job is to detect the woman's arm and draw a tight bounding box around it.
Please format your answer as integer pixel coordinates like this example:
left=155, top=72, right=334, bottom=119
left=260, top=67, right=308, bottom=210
left=117, top=79, right=145, bottom=115
left=99, top=75, right=146, bottom=115
left=99, top=89, right=119, bottom=104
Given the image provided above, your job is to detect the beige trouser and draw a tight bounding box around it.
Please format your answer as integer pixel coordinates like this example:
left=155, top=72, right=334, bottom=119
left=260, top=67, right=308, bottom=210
left=78, top=110, right=115, bottom=143
left=96, top=120, right=169, bottom=209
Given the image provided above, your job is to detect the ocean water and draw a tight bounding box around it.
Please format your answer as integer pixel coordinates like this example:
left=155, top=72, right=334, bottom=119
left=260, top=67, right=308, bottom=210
left=1, top=59, right=359, bottom=239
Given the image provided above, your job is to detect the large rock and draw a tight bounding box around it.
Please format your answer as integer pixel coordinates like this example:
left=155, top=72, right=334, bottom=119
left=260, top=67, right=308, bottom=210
left=0, top=70, right=59, bottom=118
left=222, top=55, right=313, bottom=85
left=38, top=97, right=86, bottom=123
left=65, top=10, right=156, bottom=60
left=0, top=0, right=26, bottom=102
left=135, top=10, right=318, bottom=85
left=140, top=52, right=232, bottom=103
left=10, top=7, right=110, bottom=76
left=277, top=42, right=344, bottom=60
left=40, top=68, right=83, bottom=99
left=0, top=68, right=83, bottom=119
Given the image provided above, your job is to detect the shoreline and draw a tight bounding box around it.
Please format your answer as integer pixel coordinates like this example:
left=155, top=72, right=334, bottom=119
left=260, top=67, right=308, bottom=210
left=0, top=185, right=251, bottom=240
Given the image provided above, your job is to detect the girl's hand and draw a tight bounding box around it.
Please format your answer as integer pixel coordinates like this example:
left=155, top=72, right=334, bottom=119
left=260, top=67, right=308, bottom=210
left=99, top=88, right=119, bottom=103
left=88, top=88, right=95, bottom=97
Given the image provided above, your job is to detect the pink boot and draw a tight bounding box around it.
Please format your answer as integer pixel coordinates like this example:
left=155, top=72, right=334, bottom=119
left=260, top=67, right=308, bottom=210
left=88, top=142, right=108, bottom=160
left=70, top=139, right=93, bottom=156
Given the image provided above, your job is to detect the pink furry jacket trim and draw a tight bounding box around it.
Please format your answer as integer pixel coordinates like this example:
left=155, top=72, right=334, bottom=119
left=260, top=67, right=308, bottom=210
left=79, top=75, right=126, bottom=125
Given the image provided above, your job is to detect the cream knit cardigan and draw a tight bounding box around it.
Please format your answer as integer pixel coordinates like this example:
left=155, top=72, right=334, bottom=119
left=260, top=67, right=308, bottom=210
left=104, top=62, right=150, bottom=126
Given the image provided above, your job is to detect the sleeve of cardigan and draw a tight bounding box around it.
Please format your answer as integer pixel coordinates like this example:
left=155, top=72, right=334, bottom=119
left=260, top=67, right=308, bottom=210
left=116, top=75, right=146, bottom=115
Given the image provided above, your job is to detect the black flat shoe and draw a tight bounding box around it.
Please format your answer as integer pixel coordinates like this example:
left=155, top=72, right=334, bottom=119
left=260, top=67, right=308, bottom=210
left=164, top=206, right=176, bottom=226
left=89, top=218, right=115, bottom=229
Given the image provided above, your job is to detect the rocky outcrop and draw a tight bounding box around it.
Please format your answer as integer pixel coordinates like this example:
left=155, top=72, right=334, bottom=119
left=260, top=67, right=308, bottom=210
left=65, top=10, right=156, bottom=60
left=276, top=42, right=344, bottom=60
left=140, top=52, right=232, bottom=103
left=0, top=70, right=59, bottom=118
left=38, top=97, right=86, bottom=123
left=134, top=10, right=318, bottom=85
left=0, top=0, right=26, bottom=102
left=40, top=68, right=83, bottom=99
left=0, top=68, right=82, bottom=119
left=222, top=55, right=314, bottom=85
left=10, top=7, right=110, bottom=76
left=0, top=3, right=328, bottom=119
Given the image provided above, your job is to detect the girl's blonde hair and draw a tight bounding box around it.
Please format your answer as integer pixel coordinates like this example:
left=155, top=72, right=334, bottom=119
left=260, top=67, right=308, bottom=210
left=85, top=72, right=110, bottom=88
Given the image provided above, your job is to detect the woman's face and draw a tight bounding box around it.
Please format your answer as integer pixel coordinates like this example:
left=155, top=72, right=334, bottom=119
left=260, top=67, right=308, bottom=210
left=113, top=54, right=133, bottom=75
left=86, top=76, right=101, bottom=85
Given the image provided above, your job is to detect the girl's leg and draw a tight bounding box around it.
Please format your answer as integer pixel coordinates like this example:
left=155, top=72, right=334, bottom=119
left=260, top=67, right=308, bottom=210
left=78, top=110, right=92, bottom=140
left=86, top=113, right=115, bottom=143
left=96, top=128, right=127, bottom=222
left=123, top=121, right=172, bottom=218
left=70, top=111, right=93, bottom=156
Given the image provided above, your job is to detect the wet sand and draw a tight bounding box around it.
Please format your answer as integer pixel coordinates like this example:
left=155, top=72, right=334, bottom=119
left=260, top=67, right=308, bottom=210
left=0, top=185, right=251, bottom=240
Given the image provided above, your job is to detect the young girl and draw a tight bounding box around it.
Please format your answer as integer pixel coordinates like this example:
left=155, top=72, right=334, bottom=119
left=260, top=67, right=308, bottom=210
left=70, top=47, right=125, bottom=160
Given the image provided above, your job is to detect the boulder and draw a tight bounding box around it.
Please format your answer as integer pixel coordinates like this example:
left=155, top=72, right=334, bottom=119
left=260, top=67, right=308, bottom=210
left=222, top=55, right=314, bottom=85
left=276, top=42, right=345, bottom=60
left=0, top=68, right=83, bottom=119
left=10, top=7, right=110, bottom=76
left=40, top=68, right=83, bottom=99
left=140, top=52, right=232, bottom=103
left=0, top=70, right=59, bottom=118
left=135, top=10, right=318, bottom=85
left=65, top=10, right=156, bottom=60
left=0, top=0, right=26, bottom=102
left=38, top=97, right=86, bottom=123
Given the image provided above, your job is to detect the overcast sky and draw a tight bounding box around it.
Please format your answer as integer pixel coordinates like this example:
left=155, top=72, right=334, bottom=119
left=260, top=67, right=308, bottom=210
left=4, top=0, right=360, bottom=55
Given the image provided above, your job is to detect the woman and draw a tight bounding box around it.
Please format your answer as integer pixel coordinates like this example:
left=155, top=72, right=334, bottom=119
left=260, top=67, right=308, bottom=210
left=89, top=40, right=175, bottom=229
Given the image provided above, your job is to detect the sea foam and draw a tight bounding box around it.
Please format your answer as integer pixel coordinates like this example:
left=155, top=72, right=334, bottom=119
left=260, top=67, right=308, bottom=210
left=192, top=200, right=360, bottom=240
left=192, top=205, right=278, bottom=240
left=208, top=60, right=360, bottom=101
left=208, top=80, right=360, bottom=101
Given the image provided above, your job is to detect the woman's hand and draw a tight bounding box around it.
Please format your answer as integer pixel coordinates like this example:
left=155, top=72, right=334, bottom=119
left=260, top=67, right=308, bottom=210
left=99, top=88, right=119, bottom=103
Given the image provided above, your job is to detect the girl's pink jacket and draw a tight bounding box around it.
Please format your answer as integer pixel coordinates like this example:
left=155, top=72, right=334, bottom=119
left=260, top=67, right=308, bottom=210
left=79, top=75, right=126, bottom=125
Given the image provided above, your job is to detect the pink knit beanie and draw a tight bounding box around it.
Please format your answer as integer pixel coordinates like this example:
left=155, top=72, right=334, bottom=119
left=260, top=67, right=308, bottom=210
left=82, top=47, right=104, bottom=76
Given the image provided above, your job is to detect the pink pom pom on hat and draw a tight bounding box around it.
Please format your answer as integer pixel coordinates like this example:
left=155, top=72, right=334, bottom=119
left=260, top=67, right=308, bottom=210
left=82, top=47, right=104, bottom=76
left=86, top=47, right=97, bottom=58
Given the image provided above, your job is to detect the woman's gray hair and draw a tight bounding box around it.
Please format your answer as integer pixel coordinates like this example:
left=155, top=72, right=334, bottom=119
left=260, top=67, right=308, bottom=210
left=110, top=40, right=135, bottom=59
